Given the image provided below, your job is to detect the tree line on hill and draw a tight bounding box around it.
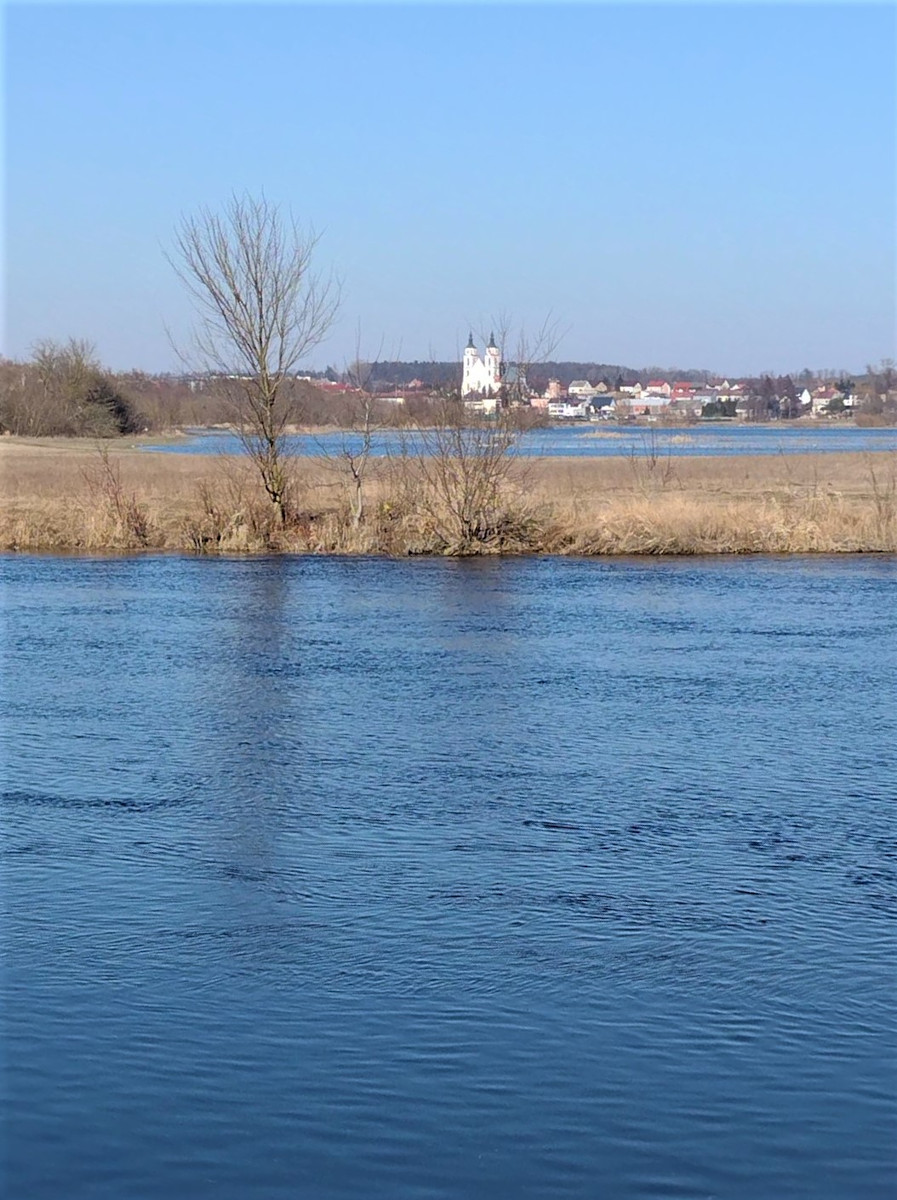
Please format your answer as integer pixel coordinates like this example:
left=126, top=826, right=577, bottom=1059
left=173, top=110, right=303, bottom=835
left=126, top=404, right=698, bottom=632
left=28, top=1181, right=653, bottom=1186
left=321, top=361, right=717, bottom=391
left=317, top=361, right=891, bottom=397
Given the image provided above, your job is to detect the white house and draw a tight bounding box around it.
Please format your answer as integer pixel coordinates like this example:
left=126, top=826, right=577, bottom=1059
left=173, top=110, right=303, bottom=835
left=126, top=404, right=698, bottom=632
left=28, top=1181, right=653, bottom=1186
left=568, top=380, right=599, bottom=399
left=548, top=399, right=593, bottom=419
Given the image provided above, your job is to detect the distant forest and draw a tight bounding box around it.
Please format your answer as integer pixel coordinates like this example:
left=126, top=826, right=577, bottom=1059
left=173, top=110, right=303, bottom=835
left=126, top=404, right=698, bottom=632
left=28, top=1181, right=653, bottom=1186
left=333, top=362, right=716, bottom=390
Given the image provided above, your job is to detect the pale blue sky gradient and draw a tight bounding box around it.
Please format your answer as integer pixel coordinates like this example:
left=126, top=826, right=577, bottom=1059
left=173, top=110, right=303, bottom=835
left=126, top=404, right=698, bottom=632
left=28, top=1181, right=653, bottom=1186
left=5, top=2, right=895, bottom=374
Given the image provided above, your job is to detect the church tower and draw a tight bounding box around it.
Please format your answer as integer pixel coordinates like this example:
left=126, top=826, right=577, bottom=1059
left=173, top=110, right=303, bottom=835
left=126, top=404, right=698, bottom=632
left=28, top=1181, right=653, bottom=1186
left=462, top=332, right=479, bottom=396
left=484, top=332, right=501, bottom=394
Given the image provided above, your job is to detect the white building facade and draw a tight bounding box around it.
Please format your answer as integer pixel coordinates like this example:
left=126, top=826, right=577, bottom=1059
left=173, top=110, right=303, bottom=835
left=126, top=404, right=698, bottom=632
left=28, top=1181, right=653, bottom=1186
left=462, top=333, right=502, bottom=411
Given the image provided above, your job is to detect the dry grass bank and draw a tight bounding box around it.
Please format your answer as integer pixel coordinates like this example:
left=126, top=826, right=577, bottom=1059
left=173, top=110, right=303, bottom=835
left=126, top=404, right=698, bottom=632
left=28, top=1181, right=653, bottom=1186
left=1, top=437, right=895, bottom=556
left=526, top=452, right=897, bottom=554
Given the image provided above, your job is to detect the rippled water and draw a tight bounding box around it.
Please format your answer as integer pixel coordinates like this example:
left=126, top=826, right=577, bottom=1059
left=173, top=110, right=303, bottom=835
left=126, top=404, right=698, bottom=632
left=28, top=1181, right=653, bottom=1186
left=2, top=554, right=895, bottom=1199
left=146, top=423, right=897, bottom=459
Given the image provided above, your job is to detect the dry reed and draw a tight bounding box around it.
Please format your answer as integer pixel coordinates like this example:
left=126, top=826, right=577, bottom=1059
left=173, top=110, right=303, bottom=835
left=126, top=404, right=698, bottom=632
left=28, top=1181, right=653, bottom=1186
left=1, top=438, right=894, bottom=556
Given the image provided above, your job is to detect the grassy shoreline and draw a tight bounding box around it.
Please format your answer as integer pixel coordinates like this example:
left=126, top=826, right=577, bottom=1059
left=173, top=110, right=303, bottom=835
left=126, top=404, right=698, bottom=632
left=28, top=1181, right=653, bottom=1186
left=2, top=437, right=895, bottom=556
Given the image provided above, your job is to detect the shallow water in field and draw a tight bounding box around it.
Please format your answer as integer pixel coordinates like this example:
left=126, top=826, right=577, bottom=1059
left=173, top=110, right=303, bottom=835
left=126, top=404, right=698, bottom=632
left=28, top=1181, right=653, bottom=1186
left=2, top=554, right=896, bottom=1199
left=147, top=422, right=897, bottom=459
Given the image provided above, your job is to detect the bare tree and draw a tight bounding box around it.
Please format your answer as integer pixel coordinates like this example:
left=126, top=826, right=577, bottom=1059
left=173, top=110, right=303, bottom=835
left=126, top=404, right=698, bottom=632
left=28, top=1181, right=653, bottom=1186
left=860, top=359, right=897, bottom=417
left=16, top=339, right=138, bottom=437
left=475, top=311, right=567, bottom=406
left=30, top=338, right=98, bottom=435
left=169, top=193, right=340, bottom=522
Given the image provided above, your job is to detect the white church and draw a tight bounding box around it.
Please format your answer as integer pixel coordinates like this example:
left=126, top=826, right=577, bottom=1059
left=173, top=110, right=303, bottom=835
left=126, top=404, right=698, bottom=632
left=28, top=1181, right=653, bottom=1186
left=462, top=333, right=502, bottom=411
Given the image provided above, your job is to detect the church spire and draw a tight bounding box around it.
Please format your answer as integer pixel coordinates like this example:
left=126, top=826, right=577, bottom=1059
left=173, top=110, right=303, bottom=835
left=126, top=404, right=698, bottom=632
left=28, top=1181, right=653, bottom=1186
left=488, top=331, right=497, bottom=349
left=467, top=331, right=475, bottom=349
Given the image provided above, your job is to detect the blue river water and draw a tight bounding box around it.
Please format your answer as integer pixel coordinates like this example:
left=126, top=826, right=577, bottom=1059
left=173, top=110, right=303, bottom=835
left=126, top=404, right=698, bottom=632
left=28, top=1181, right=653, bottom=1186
left=146, top=423, right=897, bottom=459
left=2, top=554, right=895, bottom=1199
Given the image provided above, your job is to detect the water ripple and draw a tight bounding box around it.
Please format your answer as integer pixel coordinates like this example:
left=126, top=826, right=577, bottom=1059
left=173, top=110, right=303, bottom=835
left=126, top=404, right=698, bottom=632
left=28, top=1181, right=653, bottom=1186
left=2, top=553, right=895, bottom=1200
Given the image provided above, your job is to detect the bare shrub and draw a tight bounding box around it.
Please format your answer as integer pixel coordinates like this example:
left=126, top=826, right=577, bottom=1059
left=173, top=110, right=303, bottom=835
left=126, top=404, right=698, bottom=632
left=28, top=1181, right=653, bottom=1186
left=81, top=445, right=150, bottom=547
left=626, top=426, right=677, bottom=492
left=315, top=336, right=389, bottom=528
left=864, top=452, right=897, bottom=542
left=398, top=396, right=532, bottom=553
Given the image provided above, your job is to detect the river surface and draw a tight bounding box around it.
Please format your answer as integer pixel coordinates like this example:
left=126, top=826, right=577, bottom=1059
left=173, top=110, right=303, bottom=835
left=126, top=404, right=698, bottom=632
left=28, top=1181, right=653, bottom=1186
left=147, top=423, right=897, bottom=459
left=2, top=554, right=895, bottom=1199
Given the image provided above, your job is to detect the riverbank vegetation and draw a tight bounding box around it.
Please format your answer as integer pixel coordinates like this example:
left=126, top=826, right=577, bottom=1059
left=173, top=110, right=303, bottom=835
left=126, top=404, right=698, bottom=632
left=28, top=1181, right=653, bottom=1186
left=2, top=439, right=894, bottom=556
left=3, top=351, right=896, bottom=440
left=0, top=343, right=470, bottom=437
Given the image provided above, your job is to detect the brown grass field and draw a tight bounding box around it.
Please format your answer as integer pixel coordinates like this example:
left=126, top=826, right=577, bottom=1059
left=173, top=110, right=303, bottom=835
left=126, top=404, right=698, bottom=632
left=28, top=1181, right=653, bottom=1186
left=1, top=436, right=895, bottom=555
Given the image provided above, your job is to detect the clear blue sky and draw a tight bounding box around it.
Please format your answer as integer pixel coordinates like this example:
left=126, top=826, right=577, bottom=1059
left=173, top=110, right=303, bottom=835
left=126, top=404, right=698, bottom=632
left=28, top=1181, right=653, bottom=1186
left=5, top=2, right=895, bottom=375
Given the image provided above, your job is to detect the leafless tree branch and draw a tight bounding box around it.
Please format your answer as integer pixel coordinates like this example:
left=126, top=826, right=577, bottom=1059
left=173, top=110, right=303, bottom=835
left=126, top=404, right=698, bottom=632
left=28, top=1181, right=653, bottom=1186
left=168, top=193, right=341, bottom=522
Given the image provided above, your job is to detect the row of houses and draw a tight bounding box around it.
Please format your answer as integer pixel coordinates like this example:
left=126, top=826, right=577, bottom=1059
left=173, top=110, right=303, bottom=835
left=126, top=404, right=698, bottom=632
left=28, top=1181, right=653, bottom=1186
left=533, top=375, right=861, bottom=420
left=540, top=377, right=740, bottom=402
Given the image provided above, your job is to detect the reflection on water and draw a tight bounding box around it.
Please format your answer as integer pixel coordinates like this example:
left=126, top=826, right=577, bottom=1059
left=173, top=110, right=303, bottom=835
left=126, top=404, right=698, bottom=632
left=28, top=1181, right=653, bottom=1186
left=2, top=554, right=896, bottom=1199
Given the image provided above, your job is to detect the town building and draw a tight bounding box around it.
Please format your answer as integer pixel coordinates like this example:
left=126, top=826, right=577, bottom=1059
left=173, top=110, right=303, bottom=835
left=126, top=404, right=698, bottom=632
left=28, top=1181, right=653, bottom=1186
left=568, top=380, right=600, bottom=400
left=645, top=380, right=672, bottom=398
left=811, top=387, right=838, bottom=415
left=611, top=393, right=671, bottom=417
left=548, top=399, right=594, bottom=419
left=462, top=333, right=502, bottom=411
